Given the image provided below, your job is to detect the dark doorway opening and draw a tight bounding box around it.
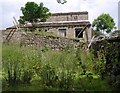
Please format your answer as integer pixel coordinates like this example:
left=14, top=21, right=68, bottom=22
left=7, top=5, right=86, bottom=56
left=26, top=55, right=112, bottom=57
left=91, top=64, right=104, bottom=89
left=75, top=28, right=83, bottom=38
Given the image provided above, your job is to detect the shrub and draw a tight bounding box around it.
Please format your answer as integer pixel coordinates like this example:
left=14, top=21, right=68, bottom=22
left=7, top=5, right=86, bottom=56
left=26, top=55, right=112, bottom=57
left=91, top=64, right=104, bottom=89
left=2, top=45, right=42, bottom=85
left=2, top=45, right=24, bottom=85
left=57, top=70, right=75, bottom=90
left=40, top=63, right=57, bottom=87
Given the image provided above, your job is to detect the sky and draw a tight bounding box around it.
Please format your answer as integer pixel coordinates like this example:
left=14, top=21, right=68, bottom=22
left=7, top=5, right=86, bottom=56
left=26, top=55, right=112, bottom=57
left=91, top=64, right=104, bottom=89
left=0, top=0, right=119, bottom=30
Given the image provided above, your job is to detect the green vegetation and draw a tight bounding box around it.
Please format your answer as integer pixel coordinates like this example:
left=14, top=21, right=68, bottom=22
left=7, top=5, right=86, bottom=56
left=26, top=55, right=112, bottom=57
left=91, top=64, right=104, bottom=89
left=33, top=30, right=60, bottom=37
left=92, top=13, right=116, bottom=35
left=2, top=44, right=114, bottom=91
left=18, top=2, right=51, bottom=25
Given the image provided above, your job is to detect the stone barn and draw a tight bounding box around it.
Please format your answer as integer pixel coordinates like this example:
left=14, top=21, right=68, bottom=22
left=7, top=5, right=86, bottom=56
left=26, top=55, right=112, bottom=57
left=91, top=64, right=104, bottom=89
left=7, top=11, right=92, bottom=42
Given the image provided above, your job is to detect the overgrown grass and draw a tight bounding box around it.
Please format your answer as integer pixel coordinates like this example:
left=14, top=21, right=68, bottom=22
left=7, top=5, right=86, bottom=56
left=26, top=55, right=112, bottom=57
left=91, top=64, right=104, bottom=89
left=2, top=44, right=113, bottom=91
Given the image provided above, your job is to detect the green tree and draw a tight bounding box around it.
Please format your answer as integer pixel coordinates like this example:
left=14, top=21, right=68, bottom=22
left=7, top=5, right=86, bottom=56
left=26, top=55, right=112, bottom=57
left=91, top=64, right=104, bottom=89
left=92, top=29, right=103, bottom=36
left=18, top=2, right=51, bottom=25
left=92, top=13, right=116, bottom=35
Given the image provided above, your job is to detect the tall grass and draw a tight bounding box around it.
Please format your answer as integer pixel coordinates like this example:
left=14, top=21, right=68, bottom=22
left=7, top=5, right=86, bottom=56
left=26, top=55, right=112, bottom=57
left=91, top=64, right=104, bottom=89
left=2, top=44, right=113, bottom=91
left=2, top=44, right=41, bottom=85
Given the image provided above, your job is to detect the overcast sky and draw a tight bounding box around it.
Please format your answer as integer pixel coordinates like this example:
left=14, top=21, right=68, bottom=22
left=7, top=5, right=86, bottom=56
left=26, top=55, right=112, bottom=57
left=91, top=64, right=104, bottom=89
left=0, top=0, right=119, bottom=30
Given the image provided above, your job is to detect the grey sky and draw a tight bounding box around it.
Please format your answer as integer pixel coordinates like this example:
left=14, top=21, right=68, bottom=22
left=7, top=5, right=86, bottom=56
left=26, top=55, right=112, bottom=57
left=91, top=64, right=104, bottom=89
left=0, top=0, right=119, bottom=30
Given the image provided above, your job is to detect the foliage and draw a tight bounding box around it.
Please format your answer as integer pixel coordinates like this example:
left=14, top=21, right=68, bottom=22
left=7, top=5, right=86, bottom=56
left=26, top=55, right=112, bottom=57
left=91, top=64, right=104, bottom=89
left=2, top=45, right=23, bottom=85
left=2, top=44, right=41, bottom=85
left=40, top=64, right=57, bottom=87
left=18, top=2, right=51, bottom=25
left=2, top=44, right=114, bottom=91
left=92, top=13, right=116, bottom=34
left=92, top=29, right=103, bottom=36
left=92, top=39, right=120, bottom=91
left=33, top=29, right=57, bottom=37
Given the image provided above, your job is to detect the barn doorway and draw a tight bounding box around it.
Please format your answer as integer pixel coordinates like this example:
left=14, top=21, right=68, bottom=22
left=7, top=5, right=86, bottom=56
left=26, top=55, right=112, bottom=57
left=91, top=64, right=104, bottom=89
left=75, top=28, right=83, bottom=38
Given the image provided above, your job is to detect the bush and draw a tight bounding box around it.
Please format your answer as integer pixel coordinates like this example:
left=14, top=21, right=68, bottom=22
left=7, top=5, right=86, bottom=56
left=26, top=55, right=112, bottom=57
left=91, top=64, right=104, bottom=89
left=2, top=44, right=41, bottom=85
left=2, top=45, right=24, bottom=85
left=40, top=63, right=57, bottom=87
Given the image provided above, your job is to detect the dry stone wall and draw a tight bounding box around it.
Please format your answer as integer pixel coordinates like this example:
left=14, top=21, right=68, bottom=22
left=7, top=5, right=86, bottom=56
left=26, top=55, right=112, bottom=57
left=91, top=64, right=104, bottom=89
left=2, top=29, right=24, bottom=44
left=2, top=30, right=82, bottom=50
left=21, top=33, right=81, bottom=50
left=91, top=36, right=120, bottom=84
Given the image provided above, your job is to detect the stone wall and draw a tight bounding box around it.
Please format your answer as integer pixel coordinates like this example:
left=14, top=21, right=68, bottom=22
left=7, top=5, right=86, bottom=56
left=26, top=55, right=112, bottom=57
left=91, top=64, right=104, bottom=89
left=91, top=36, right=120, bottom=84
left=2, top=29, right=83, bottom=50
left=2, top=29, right=24, bottom=44
left=47, top=12, right=88, bottom=22
left=20, top=33, right=82, bottom=50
